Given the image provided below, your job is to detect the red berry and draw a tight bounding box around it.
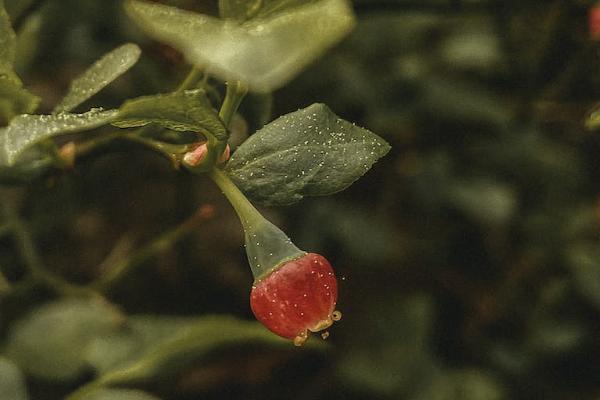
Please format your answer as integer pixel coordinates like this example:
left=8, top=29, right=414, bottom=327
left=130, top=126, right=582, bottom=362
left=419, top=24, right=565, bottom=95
left=250, top=253, right=341, bottom=346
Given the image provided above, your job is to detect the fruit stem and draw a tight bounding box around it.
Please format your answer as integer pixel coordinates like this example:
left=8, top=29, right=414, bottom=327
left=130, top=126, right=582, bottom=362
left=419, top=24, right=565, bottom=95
left=209, top=168, right=305, bottom=280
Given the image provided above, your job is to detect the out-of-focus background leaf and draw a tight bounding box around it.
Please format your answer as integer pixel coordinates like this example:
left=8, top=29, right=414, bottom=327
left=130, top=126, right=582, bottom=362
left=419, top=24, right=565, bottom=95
left=1, top=0, right=599, bottom=399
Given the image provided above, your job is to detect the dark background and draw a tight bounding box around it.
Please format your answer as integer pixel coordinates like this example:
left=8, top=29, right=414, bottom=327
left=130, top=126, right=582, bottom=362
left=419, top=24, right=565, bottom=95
left=1, top=0, right=600, bottom=399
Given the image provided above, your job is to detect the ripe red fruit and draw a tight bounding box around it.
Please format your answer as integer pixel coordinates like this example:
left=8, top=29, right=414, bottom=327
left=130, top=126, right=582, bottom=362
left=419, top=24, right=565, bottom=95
left=250, top=253, right=341, bottom=346
left=209, top=169, right=342, bottom=345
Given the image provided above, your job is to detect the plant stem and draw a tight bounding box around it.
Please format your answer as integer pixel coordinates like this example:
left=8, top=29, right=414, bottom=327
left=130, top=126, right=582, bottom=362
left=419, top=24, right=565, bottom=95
left=0, top=197, right=94, bottom=297
left=176, top=67, right=204, bottom=92
left=209, top=168, right=265, bottom=230
left=209, top=169, right=304, bottom=280
left=90, top=205, right=215, bottom=291
left=219, top=81, right=248, bottom=127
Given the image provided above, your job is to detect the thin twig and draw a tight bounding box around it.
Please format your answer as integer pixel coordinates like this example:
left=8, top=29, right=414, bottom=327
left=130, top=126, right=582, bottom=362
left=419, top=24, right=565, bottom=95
left=90, top=204, right=216, bottom=291
left=0, top=195, right=95, bottom=297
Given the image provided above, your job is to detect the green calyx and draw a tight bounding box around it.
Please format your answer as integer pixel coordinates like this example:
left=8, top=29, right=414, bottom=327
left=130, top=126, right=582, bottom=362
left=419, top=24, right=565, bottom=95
left=209, top=168, right=305, bottom=280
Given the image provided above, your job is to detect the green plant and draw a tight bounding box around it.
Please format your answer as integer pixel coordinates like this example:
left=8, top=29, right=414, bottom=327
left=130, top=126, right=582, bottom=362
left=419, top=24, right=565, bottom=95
left=0, top=0, right=389, bottom=398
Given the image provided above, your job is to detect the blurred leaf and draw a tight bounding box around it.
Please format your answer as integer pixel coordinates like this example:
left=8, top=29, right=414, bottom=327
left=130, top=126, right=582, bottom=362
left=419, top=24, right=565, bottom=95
left=0, top=0, right=38, bottom=124
left=446, top=179, right=517, bottom=226
left=299, top=201, right=400, bottom=266
left=53, top=43, right=141, bottom=114
left=0, top=149, right=52, bottom=183
left=81, top=388, right=161, bottom=400
left=0, top=108, right=118, bottom=166
left=439, top=24, right=503, bottom=75
left=337, top=294, right=437, bottom=396
left=4, top=0, right=36, bottom=22
left=412, top=369, right=505, bottom=400
left=0, top=357, right=28, bottom=400
left=226, top=103, right=390, bottom=205
left=125, top=0, right=355, bottom=92
left=419, top=77, right=511, bottom=128
left=85, top=315, right=292, bottom=385
left=566, top=242, right=600, bottom=310
left=5, top=298, right=123, bottom=381
left=0, top=0, right=16, bottom=72
left=0, top=76, right=39, bottom=124
left=14, top=11, right=41, bottom=74
left=585, top=106, right=600, bottom=130
left=529, top=318, right=585, bottom=354
left=114, top=89, right=226, bottom=140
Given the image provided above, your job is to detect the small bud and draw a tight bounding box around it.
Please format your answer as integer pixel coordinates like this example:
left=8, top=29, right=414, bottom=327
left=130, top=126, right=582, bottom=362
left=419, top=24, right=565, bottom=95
left=250, top=253, right=340, bottom=345
left=183, top=143, right=208, bottom=166
left=59, top=142, right=76, bottom=169
left=218, top=144, right=231, bottom=164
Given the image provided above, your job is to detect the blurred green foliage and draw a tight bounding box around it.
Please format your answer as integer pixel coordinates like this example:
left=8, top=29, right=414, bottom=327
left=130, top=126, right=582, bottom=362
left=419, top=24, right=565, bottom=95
left=1, top=0, right=600, bottom=399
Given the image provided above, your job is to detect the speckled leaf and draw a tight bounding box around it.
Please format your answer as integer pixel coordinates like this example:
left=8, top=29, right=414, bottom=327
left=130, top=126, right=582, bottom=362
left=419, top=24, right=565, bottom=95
left=53, top=43, right=141, bottom=113
left=125, top=0, right=355, bottom=92
left=225, top=103, right=390, bottom=205
left=4, top=298, right=123, bottom=381
left=0, top=358, right=28, bottom=400
left=81, top=389, right=162, bottom=400
left=113, top=89, right=226, bottom=140
left=0, top=108, right=118, bottom=166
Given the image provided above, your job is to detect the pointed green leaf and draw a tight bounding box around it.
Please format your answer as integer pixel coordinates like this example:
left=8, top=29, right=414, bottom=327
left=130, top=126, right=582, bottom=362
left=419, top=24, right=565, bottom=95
left=125, top=0, right=355, bottom=92
left=225, top=103, right=390, bottom=205
left=114, top=89, right=226, bottom=140
left=53, top=43, right=141, bottom=114
left=0, top=108, right=118, bottom=166
left=84, top=315, right=292, bottom=385
left=0, top=358, right=28, bottom=400
left=4, top=298, right=123, bottom=381
left=81, top=389, right=161, bottom=400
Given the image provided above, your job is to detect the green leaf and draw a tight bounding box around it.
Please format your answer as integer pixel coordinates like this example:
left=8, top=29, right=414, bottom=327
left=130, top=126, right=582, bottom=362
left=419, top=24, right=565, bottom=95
left=4, top=298, right=123, bottom=381
left=0, top=108, right=118, bottom=166
left=0, top=357, right=28, bottom=400
left=412, top=369, right=505, bottom=400
left=53, top=43, right=141, bottom=114
left=567, top=242, right=600, bottom=310
left=446, top=179, right=517, bottom=226
left=336, top=294, right=436, bottom=395
left=84, top=315, right=292, bottom=385
left=80, top=389, right=161, bottom=400
left=225, top=103, right=390, bottom=205
left=114, top=89, right=226, bottom=140
left=125, top=0, right=355, bottom=92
